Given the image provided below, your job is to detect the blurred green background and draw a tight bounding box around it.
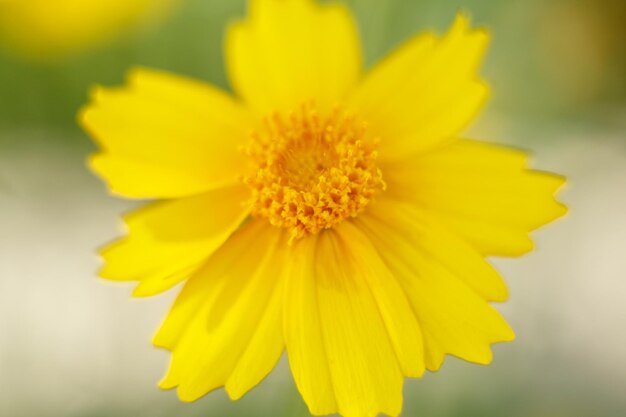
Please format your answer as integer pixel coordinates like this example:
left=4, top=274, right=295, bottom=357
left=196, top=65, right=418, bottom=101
left=0, top=0, right=624, bottom=416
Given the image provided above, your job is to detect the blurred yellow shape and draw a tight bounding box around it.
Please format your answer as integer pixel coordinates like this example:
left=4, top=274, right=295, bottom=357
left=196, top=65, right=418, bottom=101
left=0, top=0, right=178, bottom=59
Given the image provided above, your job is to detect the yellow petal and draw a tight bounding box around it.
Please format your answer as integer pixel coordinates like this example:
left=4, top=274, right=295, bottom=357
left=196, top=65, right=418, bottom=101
left=80, top=67, right=254, bottom=199
left=357, top=205, right=515, bottom=371
left=335, top=222, right=425, bottom=378
left=225, top=0, right=362, bottom=115
left=88, top=154, right=218, bottom=199
left=155, top=220, right=285, bottom=402
left=285, top=229, right=409, bottom=417
left=348, top=13, right=489, bottom=159
left=382, top=139, right=567, bottom=256
left=357, top=199, right=508, bottom=302
left=100, top=185, right=250, bottom=297
left=282, top=236, right=337, bottom=416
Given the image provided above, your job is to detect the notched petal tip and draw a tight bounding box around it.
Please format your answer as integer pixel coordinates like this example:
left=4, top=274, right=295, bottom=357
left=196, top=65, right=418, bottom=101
left=125, top=65, right=153, bottom=84
left=225, top=379, right=256, bottom=402
left=533, top=171, right=569, bottom=227
left=176, top=388, right=206, bottom=403
left=448, top=11, right=491, bottom=66
left=86, top=84, right=117, bottom=106
left=85, top=84, right=103, bottom=100
left=547, top=173, right=569, bottom=212
left=477, top=327, right=516, bottom=366
left=452, top=9, right=490, bottom=35
left=549, top=182, right=569, bottom=220
left=86, top=152, right=102, bottom=171
left=85, top=153, right=130, bottom=198
left=77, top=92, right=105, bottom=137
left=158, top=380, right=176, bottom=391
left=443, top=325, right=515, bottom=368
left=131, top=281, right=162, bottom=298
left=554, top=201, right=569, bottom=218
left=224, top=386, right=244, bottom=402
left=157, top=364, right=179, bottom=390
left=76, top=103, right=93, bottom=128
left=485, top=273, right=510, bottom=303
left=452, top=9, right=472, bottom=28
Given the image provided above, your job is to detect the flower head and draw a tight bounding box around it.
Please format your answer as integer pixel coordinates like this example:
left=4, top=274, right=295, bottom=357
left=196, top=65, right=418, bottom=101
left=80, top=0, right=566, bottom=416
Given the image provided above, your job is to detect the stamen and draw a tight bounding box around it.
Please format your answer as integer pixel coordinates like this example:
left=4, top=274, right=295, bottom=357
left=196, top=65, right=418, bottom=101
left=244, top=102, right=385, bottom=242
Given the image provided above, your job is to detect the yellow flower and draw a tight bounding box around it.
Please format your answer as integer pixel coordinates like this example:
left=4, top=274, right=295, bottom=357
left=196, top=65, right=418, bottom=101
left=0, top=0, right=177, bottom=58
left=80, top=1, right=566, bottom=416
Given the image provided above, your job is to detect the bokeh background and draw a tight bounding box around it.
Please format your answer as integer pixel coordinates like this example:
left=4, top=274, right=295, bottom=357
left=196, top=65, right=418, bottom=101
left=0, top=0, right=624, bottom=416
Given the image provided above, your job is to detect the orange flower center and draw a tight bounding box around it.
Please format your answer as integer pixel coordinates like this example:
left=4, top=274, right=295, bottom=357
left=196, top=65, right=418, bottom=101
left=244, top=103, right=385, bottom=242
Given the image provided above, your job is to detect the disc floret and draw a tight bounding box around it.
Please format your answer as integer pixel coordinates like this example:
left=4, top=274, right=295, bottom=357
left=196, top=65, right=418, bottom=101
left=244, top=103, right=385, bottom=242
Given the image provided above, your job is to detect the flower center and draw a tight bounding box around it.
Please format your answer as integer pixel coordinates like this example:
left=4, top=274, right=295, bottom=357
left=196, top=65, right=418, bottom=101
left=244, top=103, right=385, bottom=242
